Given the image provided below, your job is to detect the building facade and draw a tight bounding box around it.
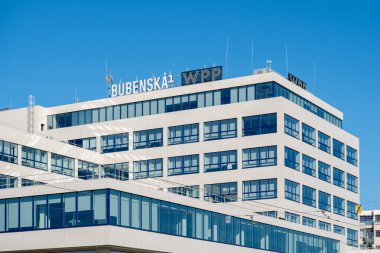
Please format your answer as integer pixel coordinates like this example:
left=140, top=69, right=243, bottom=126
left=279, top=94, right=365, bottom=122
left=360, top=210, right=380, bottom=250
left=0, top=68, right=360, bottom=252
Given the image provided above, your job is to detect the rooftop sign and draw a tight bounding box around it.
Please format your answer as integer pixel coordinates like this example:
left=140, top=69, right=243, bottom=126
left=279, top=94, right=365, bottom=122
left=288, top=73, right=307, bottom=90
left=181, top=66, right=222, bottom=85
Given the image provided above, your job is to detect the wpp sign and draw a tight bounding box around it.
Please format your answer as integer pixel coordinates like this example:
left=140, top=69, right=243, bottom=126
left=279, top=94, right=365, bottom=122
left=181, top=66, right=222, bottom=85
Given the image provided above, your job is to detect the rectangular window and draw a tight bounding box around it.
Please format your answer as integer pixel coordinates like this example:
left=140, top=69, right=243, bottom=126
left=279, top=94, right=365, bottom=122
left=168, top=155, right=199, bottom=176
left=284, top=147, right=300, bottom=170
left=333, top=225, right=345, bottom=235
left=101, top=133, right=129, bottom=153
left=347, top=201, right=358, bottom=220
left=168, top=123, right=198, bottom=145
left=6, top=198, right=19, bottom=231
left=255, top=82, right=274, bottom=99
left=20, top=197, right=33, bottom=230
left=319, top=221, right=331, bottom=231
left=51, top=153, right=75, bottom=177
left=204, top=182, right=237, bottom=203
left=93, top=190, right=107, bottom=225
left=318, top=191, right=331, bottom=212
left=333, top=139, right=345, bottom=160
left=333, top=168, right=345, bottom=188
left=48, top=194, right=63, bottom=228
left=78, top=160, right=99, bottom=180
left=302, top=185, right=316, bottom=207
left=21, top=146, right=48, bottom=171
left=102, top=163, right=129, bottom=181
left=302, top=154, right=316, bottom=177
left=302, top=123, right=316, bottom=146
left=347, top=229, right=358, bottom=247
left=78, top=191, right=92, bottom=226
left=110, top=190, right=120, bottom=226
left=242, top=113, right=277, bottom=136
left=285, top=179, right=300, bottom=202
left=134, top=128, right=163, bottom=150
left=63, top=193, right=76, bottom=227
left=333, top=196, right=345, bottom=216
left=243, top=179, right=277, bottom=200
left=318, top=161, right=331, bottom=183
left=168, top=185, right=199, bottom=199
left=204, top=150, right=237, bottom=172
left=347, top=173, right=358, bottom=193
left=285, top=212, right=300, bottom=224
left=302, top=217, right=316, bottom=228
left=284, top=114, right=299, bottom=139
left=204, top=118, right=237, bottom=141
left=68, top=137, right=96, bottom=151
left=318, top=131, right=331, bottom=153
left=242, top=146, right=277, bottom=168
left=34, top=196, right=47, bottom=229
left=133, top=158, right=163, bottom=179
left=0, top=174, right=18, bottom=189
left=0, top=140, right=18, bottom=164
left=347, top=146, right=358, bottom=166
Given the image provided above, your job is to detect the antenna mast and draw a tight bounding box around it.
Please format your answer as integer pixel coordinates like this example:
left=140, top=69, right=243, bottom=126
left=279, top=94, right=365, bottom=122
left=105, top=59, right=113, bottom=97
left=225, top=36, right=229, bottom=78
left=285, top=44, right=289, bottom=74
left=27, top=95, right=35, bottom=134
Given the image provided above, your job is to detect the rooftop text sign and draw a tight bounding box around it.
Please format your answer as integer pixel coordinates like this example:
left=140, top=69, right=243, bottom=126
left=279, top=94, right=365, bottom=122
left=288, top=73, right=307, bottom=90
left=181, top=66, right=222, bottom=85
left=111, top=72, right=175, bottom=97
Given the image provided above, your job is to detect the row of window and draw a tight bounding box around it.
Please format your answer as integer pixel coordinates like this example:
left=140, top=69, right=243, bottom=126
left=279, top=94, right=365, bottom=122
left=0, top=173, right=44, bottom=189
left=48, top=82, right=342, bottom=131
left=285, top=179, right=358, bottom=220
left=0, top=189, right=340, bottom=252
left=284, top=147, right=358, bottom=193
left=284, top=114, right=357, bottom=166
left=67, top=113, right=276, bottom=153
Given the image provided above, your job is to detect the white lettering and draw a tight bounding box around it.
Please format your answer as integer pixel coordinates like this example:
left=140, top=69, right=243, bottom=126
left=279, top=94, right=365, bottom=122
left=154, top=77, right=161, bottom=90
left=111, top=84, right=118, bottom=97
left=133, top=81, right=139, bottom=94
left=139, top=79, right=147, bottom=93
left=126, top=82, right=132, bottom=95
left=118, top=83, right=125, bottom=96
left=147, top=78, right=154, bottom=91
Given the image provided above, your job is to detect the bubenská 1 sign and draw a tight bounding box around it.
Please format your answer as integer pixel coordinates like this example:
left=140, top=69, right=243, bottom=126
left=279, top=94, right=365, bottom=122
left=181, top=66, right=222, bottom=85
left=111, top=72, right=175, bottom=97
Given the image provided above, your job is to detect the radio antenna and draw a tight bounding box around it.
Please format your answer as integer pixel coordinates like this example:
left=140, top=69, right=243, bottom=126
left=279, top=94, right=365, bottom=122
left=225, top=36, right=229, bottom=78
left=313, top=61, right=316, bottom=94
left=105, top=58, right=113, bottom=97
left=251, top=40, right=254, bottom=71
left=285, top=44, right=289, bottom=74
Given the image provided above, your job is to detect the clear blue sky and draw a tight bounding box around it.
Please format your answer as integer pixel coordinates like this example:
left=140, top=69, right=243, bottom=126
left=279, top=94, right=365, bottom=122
left=0, top=0, right=379, bottom=209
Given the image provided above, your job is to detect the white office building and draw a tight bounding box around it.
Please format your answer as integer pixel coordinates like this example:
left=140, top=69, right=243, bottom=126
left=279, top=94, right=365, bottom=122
left=359, top=210, right=380, bottom=250
left=0, top=67, right=360, bottom=252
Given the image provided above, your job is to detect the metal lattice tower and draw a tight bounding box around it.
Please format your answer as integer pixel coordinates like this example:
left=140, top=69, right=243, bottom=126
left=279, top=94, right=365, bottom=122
left=27, top=95, right=35, bottom=134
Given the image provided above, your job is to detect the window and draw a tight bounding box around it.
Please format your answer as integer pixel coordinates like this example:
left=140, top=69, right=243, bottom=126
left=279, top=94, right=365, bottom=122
left=347, top=146, right=358, bottom=166
left=168, top=155, right=199, bottom=176
left=318, top=161, right=331, bottom=183
left=318, top=191, right=331, bottom=212
left=204, top=150, right=237, bottom=172
left=204, top=118, right=237, bottom=141
left=284, top=114, right=299, bottom=139
left=242, top=113, right=277, bottom=136
left=347, top=229, right=358, bottom=247
left=333, top=168, right=345, bottom=188
left=134, top=128, right=163, bottom=149
left=347, top=201, right=358, bottom=220
left=284, top=147, right=299, bottom=170
left=242, top=146, right=277, bottom=168
left=133, top=158, right=163, bottom=179
left=318, top=132, right=331, bottom=153
left=168, top=123, right=198, bottom=145
left=102, top=163, right=129, bottom=180
left=333, top=139, right=345, bottom=160
left=319, top=221, right=331, bottom=231
left=302, top=185, right=316, bottom=207
left=243, top=179, right=277, bottom=200
left=0, top=140, right=18, bottom=164
left=78, top=160, right=99, bottom=180
left=21, top=179, right=44, bottom=187
left=302, top=123, right=316, bottom=146
left=21, top=146, right=48, bottom=171
left=285, top=179, right=300, bottom=202
left=51, top=153, right=75, bottom=177
left=68, top=137, right=96, bottom=151
left=168, top=186, right=199, bottom=199
left=333, top=225, right=345, bottom=235
left=376, top=230, right=380, bottom=237
left=0, top=174, right=18, bottom=189
left=101, top=133, right=129, bottom=153
left=285, top=212, right=300, bottom=224
left=347, top=173, right=358, bottom=193
left=302, top=217, right=316, bottom=228
left=204, top=182, right=237, bottom=203
left=333, top=196, right=345, bottom=216
left=255, top=82, right=274, bottom=99
left=302, top=154, right=316, bottom=177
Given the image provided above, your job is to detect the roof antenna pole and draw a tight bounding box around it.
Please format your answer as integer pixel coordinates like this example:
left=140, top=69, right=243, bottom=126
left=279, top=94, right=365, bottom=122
left=251, top=40, right=254, bottom=72
left=105, top=58, right=113, bottom=98
left=313, top=61, right=316, bottom=94
left=225, top=36, right=229, bottom=78
left=285, top=44, right=289, bottom=74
